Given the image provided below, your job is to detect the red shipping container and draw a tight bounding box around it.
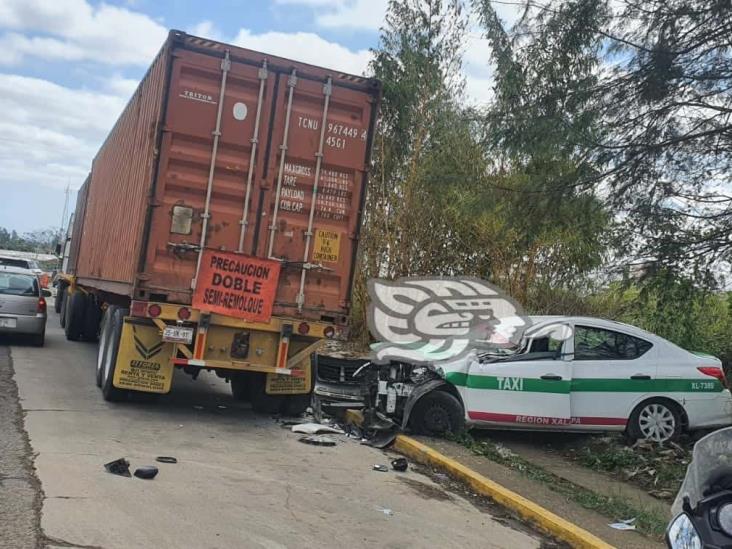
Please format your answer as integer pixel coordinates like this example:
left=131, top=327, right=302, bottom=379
left=73, top=31, right=380, bottom=325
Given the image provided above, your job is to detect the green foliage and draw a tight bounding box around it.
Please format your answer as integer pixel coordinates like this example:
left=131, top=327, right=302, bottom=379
left=0, top=227, right=58, bottom=254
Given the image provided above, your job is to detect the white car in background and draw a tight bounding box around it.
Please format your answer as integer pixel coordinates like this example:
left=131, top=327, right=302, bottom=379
left=380, top=316, right=731, bottom=443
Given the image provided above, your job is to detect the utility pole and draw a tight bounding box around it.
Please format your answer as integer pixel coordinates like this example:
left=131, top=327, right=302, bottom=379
left=59, top=183, right=71, bottom=240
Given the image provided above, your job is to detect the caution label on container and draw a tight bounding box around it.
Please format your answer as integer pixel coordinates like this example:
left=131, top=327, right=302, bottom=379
left=193, top=250, right=281, bottom=322
left=113, top=323, right=174, bottom=393
left=312, top=229, right=341, bottom=263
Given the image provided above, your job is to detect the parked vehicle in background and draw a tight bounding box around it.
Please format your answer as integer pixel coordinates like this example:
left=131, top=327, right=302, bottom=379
left=55, top=30, right=380, bottom=411
left=0, top=266, right=50, bottom=346
left=0, top=255, right=42, bottom=275
left=373, top=316, right=731, bottom=443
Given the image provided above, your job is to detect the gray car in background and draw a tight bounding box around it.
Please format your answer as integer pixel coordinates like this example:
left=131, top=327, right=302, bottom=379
left=0, top=266, right=49, bottom=346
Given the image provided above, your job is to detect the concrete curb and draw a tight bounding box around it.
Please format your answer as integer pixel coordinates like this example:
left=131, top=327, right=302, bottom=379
left=346, top=410, right=614, bottom=549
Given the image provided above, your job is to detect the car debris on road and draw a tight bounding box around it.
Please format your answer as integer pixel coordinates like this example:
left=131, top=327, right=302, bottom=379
left=104, top=458, right=131, bottom=477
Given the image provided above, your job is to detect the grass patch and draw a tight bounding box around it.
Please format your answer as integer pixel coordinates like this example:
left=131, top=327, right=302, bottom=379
left=564, top=435, right=690, bottom=501
left=451, top=432, right=668, bottom=539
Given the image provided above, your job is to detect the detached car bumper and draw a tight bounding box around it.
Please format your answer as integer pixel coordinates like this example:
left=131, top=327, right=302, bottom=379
left=0, top=314, right=46, bottom=335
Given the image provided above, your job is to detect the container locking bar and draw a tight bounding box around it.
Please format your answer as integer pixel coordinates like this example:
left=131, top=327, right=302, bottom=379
left=193, top=50, right=231, bottom=289
left=267, top=69, right=298, bottom=259
left=237, top=60, right=268, bottom=252
left=296, top=77, right=332, bottom=311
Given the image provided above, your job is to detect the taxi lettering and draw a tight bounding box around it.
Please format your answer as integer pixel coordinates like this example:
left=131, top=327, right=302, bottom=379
left=497, top=376, right=523, bottom=391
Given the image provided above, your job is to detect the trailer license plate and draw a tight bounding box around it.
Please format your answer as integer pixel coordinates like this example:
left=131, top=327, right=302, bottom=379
left=0, top=318, right=17, bottom=328
left=162, top=326, right=193, bottom=344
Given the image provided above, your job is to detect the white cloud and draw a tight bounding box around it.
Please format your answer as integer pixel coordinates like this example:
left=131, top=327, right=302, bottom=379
left=0, top=0, right=167, bottom=66
left=274, top=0, right=388, bottom=30
left=233, top=28, right=372, bottom=75
left=189, top=20, right=223, bottom=41
left=0, top=74, right=127, bottom=190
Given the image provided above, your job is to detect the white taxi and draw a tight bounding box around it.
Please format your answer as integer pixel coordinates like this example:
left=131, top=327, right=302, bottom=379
left=397, top=317, right=732, bottom=442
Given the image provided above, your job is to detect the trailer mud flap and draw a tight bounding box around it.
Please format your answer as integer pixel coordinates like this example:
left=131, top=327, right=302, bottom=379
left=266, top=360, right=312, bottom=395
left=113, top=321, right=175, bottom=393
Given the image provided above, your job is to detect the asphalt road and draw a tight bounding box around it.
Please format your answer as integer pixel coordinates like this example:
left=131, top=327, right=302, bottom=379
left=0, top=310, right=547, bottom=549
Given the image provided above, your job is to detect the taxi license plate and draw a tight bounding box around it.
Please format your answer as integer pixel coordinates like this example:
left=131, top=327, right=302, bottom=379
left=162, top=326, right=193, bottom=344
left=0, top=318, right=17, bottom=328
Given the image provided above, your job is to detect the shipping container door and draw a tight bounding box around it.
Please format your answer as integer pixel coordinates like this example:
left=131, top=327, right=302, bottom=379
left=142, top=48, right=272, bottom=299
left=256, top=72, right=376, bottom=323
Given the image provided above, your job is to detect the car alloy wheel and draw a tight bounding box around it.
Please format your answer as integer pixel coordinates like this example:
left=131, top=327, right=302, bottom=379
left=638, top=402, right=676, bottom=442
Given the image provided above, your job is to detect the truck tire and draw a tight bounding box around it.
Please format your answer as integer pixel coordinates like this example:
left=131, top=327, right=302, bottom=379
left=83, top=295, right=102, bottom=342
left=250, top=373, right=284, bottom=414
left=281, top=394, right=311, bottom=417
left=230, top=372, right=251, bottom=401
left=96, top=306, right=116, bottom=388
left=59, top=287, right=67, bottom=328
left=54, top=282, right=66, bottom=314
left=64, top=290, right=86, bottom=341
left=101, top=307, right=129, bottom=402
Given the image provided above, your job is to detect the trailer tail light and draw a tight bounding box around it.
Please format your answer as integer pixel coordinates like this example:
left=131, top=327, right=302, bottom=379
left=147, top=303, right=162, bottom=318
left=178, top=307, right=191, bottom=320
left=37, top=297, right=47, bottom=314
left=298, top=322, right=310, bottom=335
left=698, top=366, right=727, bottom=387
left=323, top=326, right=335, bottom=338
left=130, top=300, right=147, bottom=317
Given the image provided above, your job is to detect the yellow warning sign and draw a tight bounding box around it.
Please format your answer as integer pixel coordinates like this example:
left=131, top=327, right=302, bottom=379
left=312, top=229, right=341, bottom=263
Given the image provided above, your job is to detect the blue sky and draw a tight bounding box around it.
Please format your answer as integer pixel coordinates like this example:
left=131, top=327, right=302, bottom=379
left=0, top=0, right=508, bottom=234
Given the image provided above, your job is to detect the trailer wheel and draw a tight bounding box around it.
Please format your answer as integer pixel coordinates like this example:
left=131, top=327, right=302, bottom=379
left=54, top=282, right=66, bottom=314
left=250, top=373, right=284, bottom=414
left=64, top=290, right=86, bottom=341
left=101, top=307, right=129, bottom=402
left=82, top=296, right=102, bottom=342
left=59, top=286, right=68, bottom=327
left=230, top=372, right=251, bottom=401
left=96, top=306, right=116, bottom=388
left=280, top=394, right=311, bottom=417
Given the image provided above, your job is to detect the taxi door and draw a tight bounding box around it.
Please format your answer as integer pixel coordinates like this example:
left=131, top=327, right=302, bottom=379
left=464, top=333, right=572, bottom=428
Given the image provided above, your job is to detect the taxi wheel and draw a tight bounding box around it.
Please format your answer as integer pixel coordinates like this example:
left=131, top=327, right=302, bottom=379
left=411, top=391, right=465, bottom=436
left=101, top=308, right=129, bottom=402
left=628, top=398, right=683, bottom=443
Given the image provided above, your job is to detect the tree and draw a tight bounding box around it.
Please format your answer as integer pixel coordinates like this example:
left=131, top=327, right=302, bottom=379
left=473, top=0, right=732, bottom=282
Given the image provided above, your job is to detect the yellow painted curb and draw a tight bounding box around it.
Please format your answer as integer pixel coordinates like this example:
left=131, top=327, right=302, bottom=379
left=345, top=410, right=614, bottom=549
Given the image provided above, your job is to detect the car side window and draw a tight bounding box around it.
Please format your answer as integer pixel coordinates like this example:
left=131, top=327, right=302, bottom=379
left=574, top=325, right=652, bottom=360
left=529, top=336, right=563, bottom=354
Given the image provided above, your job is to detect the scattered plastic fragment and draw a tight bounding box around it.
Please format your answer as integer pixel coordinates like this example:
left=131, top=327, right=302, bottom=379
left=292, top=423, right=344, bottom=435
left=373, top=464, right=389, bottom=472
left=391, top=458, right=408, bottom=472
left=134, top=466, right=159, bottom=480
left=217, top=405, right=227, bottom=410
left=377, top=507, right=394, bottom=516
left=609, top=518, right=636, bottom=531
left=363, top=430, right=396, bottom=449
left=298, top=435, right=337, bottom=446
left=104, top=458, right=131, bottom=477
left=156, top=456, right=177, bottom=464
left=193, top=405, right=204, bottom=410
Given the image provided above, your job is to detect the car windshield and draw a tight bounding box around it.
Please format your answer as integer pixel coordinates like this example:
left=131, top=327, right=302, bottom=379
left=0, top=257, right=30, bottom=269
left=0, top=272, right=38, bottom=296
